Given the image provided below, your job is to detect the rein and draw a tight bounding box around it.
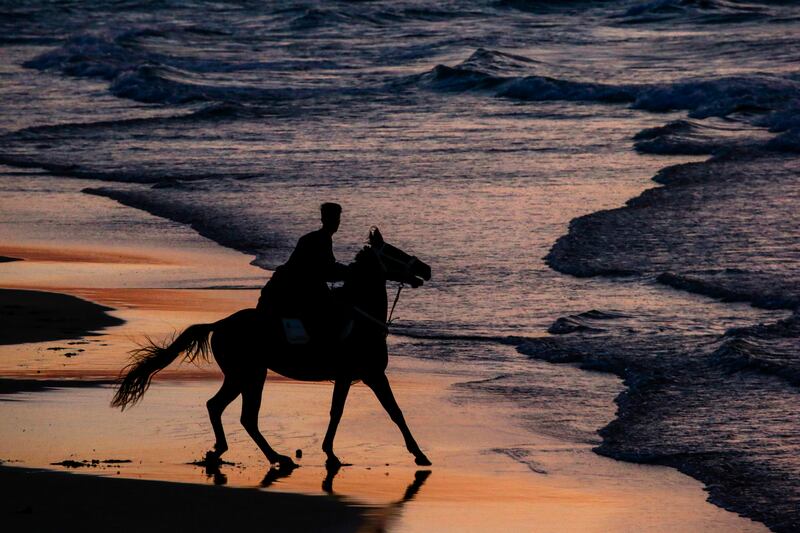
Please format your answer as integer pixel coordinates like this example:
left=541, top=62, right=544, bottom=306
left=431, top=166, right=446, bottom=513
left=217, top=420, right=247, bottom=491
left=352, top=306, right=388, bottom=335
left=353, top=282, right=405, bottom=337
left=388, top=283, right=404, bottom=325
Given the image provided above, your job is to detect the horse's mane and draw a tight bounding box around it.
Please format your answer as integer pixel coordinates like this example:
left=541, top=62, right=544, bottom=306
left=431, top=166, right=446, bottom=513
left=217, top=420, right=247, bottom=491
left=353, top=245, right=372, bottom=265
left=346, top=246, right=383, bottom=288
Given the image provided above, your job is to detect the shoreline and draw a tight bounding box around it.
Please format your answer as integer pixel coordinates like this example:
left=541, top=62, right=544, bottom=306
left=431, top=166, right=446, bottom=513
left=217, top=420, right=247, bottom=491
left=537, top=149, right=800, bottom=532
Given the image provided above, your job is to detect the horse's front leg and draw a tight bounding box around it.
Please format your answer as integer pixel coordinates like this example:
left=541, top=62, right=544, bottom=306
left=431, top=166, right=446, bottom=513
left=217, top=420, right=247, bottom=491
left=365, top=373, right=432, bottom=466
left=322, top=378, right=351, bottom=468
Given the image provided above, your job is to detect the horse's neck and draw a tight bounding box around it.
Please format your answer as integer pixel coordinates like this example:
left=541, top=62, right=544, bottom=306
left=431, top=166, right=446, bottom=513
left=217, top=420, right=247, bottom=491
left=353, top=280, right=387, bottom=321
left=346, top=250, right=388, bottom=320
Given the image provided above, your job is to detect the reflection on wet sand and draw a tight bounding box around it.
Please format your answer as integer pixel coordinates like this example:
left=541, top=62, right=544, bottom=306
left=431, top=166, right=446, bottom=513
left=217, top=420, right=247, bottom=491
left=205, top=460, right=433, bottom=533
left=353, top=469, right=432, bottom=533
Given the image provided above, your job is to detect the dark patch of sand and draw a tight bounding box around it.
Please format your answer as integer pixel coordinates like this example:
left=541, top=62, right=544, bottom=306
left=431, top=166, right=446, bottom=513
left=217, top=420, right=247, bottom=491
left=0, top=465, right=363, bottom=532
left=0, top=288, right=124, bottom=345
left=51, top=459, right=133, bottom=468
left=0, top=378, right=113, bottom=395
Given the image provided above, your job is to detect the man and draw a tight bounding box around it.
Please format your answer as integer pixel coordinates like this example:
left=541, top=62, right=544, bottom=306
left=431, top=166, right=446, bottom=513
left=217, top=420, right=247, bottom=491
left=284, top=202, right=349, bottom=286
left=257, top=203, right=349, bottom=341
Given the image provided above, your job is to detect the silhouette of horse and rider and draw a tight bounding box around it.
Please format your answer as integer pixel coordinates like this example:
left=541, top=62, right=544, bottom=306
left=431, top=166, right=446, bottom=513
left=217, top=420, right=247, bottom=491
left=112, top=203, right=432, bottom=469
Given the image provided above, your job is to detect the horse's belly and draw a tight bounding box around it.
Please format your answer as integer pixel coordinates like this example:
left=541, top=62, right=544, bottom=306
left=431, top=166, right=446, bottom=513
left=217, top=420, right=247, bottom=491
left=268, top=346, right=342, bottom=381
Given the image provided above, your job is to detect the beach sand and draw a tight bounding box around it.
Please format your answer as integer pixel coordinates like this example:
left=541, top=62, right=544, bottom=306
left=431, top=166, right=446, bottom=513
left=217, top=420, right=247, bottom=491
left=0, top=178, right=769, bottom=532
left=1, top=465, right=363, bottom=533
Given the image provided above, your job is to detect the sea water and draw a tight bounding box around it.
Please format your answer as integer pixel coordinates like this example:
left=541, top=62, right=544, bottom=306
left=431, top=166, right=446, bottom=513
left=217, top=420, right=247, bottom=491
left=1, top=1, right=798, bottom=529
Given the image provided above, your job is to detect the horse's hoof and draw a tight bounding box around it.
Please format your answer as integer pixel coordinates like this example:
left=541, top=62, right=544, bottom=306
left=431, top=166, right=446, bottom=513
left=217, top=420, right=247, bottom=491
left=204, top=451, right=223, bottom=465
left=274, top=455, right=299, bottom=470
left=414, top=455, right=432, bottom=466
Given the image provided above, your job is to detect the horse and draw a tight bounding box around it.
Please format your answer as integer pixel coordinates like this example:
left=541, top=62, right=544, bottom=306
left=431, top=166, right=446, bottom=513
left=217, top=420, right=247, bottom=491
left=111, top=227, right=432, bottom=470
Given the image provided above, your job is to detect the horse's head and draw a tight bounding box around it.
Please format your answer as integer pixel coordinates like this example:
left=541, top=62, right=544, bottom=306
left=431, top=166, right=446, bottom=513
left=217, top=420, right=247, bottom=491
left=366, top=227, right=431, bottom=287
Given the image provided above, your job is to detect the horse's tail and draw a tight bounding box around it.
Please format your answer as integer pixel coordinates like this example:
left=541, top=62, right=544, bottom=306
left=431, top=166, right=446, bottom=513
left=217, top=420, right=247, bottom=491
left=111, top=323, right=215, bottom=410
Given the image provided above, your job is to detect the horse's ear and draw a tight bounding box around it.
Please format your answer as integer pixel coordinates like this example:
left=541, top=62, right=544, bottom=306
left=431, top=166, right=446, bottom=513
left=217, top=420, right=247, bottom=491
left=369, top=226, right=384, bottom=246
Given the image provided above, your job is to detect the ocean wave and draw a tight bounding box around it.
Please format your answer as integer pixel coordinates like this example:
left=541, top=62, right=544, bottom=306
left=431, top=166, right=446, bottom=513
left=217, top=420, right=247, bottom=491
left=459, top=48, right=545, bottom=74
left=518, top=314, right=800, bottom=531
left=711, top=318, right=800, bottom=386
left=289, top=8, right=361, bottom=31
left=275, top=3, right=468, bottom=29
left=417, top=51, right=800, bottom=139
left=0, top=100, right=270, bottom=182
left=634, top=120, right=723, bottom=154
left=620, top=0, right=771, bottom=24
left=0, top=153, right=243, bottom=183
left=548, top=309, right=629, bottom=334
left=108, top=64, right=286, bottom=105
left=547, top=150, right=800, bottom=312
left=631, top=74, right=800, bottom=119
left=497, top=76, right=636, bottom=103
left=24, top=34, right=131, bottom=80
left=633, top=119, right=775, bottom=154
left=413, top=50, right=637, bottom=102
left=287, top=7, right=404, bottom=30
left=657, top=272, right=800, bottom=309
left=494, top=0, right=602, bottom=13
left=23, top=31, right=350, bottom=105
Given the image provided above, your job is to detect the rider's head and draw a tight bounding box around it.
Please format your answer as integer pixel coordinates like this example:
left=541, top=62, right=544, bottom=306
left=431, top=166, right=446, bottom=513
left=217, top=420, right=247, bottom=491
left=320, top=202, right=342, bottom=234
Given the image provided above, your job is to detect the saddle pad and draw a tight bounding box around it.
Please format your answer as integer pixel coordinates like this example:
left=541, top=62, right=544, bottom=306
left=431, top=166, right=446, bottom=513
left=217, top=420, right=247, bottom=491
left=281, top=318, right=310, bottom=345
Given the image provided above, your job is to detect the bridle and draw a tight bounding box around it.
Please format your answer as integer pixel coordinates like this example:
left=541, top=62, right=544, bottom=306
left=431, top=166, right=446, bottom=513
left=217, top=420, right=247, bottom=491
left=352, top=239, right=416, bottom=336
left=371, top=241, right=420, bottom=280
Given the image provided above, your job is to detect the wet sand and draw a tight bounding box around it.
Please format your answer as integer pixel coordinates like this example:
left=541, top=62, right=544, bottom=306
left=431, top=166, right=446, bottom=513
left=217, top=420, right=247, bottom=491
left=0, top=465, right=363, bottom=533
left=0, top=182, right=770, bottom=532
left=0, top=377, right=111, bottom=395
left=0, top=288, right=123, bottom=345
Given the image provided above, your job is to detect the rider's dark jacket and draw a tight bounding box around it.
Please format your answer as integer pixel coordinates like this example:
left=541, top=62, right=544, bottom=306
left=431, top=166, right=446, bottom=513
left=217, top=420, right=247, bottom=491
left=284, top=228, right=349, bottom=286
left=257, top=228, right=348, bottom=325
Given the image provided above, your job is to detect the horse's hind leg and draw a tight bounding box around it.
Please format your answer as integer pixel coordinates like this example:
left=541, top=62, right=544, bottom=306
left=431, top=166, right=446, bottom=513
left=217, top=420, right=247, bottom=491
left=240, top=371, right=297, bottom=469
left=365, top=373, right=432, bottom=466
left=206, top=377, right=240, bottom=461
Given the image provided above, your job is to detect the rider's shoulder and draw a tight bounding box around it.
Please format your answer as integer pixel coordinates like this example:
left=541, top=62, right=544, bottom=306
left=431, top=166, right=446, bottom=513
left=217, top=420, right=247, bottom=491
left=300, top=228, right=330, bottom=243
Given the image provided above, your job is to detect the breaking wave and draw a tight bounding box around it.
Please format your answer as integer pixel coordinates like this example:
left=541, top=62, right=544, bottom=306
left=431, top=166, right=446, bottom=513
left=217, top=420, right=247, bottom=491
left=518, top=306, right=800, bottom=531
left=619, top=0, right=772, bottom=24
left=23, top=31, right=353, bottom=105
left=413, top=50, right=800, bottom=150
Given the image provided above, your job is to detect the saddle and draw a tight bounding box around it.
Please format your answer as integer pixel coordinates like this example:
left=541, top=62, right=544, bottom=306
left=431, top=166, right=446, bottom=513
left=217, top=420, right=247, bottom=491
left=280, top=317, right=353, bottom=345
left=257, top=268, right=353, bottom=346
